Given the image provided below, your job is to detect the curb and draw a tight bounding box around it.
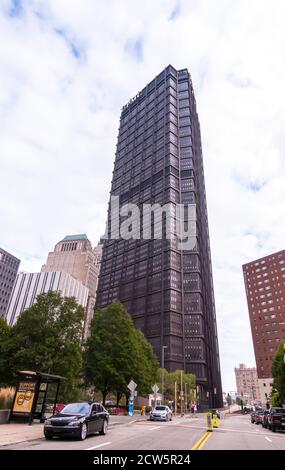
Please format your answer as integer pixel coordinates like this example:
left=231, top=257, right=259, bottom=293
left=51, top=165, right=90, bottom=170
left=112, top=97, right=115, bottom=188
left=0, top=417, right=147, bottom=448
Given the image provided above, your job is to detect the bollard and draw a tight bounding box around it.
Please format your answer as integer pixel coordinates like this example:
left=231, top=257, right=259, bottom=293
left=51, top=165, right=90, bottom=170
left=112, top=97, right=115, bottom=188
left=206, top=412, right=213, bottom=432
left=213, top=414, right=219, bottom=428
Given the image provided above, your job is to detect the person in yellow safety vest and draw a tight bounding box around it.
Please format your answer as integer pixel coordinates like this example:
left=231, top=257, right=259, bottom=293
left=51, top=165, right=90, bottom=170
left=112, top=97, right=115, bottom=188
left=141, top=406, right=145, bottom=416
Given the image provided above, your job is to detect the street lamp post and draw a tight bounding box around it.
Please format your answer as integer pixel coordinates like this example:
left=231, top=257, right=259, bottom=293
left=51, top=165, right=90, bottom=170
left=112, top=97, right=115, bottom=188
left=185, top=383, right=188, bottom=413
left=161, top=345, right=168, bottom=404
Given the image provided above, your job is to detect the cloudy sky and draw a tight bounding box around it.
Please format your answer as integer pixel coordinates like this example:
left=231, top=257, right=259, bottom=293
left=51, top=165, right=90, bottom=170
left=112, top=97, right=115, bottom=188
left=1, top=0, right=285, bottom=391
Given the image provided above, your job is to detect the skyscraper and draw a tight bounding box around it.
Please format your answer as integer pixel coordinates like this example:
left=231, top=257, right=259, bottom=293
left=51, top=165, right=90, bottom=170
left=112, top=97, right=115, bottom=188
left=243, top=249, right=285, bottom=403
left=42, top=234, right=102, bottom=336
left=96, top=65, right=222, bottom=408
left=0, top=247, right=20, bottom=318
left=6, top=271, right=89, bottom=326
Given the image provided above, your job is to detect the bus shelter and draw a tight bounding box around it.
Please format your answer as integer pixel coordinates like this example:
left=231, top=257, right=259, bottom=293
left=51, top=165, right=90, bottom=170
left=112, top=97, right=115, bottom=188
left=9, top=371, right=64, bottom=425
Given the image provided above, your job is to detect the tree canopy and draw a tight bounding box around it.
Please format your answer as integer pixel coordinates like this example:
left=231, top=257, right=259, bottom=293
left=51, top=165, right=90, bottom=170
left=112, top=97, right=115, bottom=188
left=272, top=339, right=285, bottom=404
left=84, top=302, right=158, bottom=404
left=156, top=368, right=196, bottom=404
left=0, top=317, right=12, bottom=387
left=1, top=291, right=85, bottom=401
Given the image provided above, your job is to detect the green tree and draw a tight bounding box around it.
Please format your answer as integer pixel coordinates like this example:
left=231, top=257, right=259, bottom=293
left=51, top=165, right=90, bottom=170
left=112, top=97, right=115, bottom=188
left=272, top=339, right=285, bottom=404
left=0, top=317, right=13, bottom=387
left=226, top=393, right=232, bottom=406
left=156, top=368, right=196, bottom=404
left=270, top=389, right=282, bottom=407
left=5, top=291, right=85, bottom=401
left=132, top=329, right=158, bottom=396
left=84, top=302, right=158, bottom=404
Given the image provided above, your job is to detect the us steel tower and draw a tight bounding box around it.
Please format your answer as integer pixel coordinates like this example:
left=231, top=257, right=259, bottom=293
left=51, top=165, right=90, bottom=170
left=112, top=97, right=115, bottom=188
left=96, top=65, right=222, bottom=408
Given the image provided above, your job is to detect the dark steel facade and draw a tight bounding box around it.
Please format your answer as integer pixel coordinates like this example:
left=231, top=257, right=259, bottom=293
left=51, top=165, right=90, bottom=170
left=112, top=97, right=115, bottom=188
left=96, top=65, right=222, bottom=408
left=0, top=247, right=20, bottom=319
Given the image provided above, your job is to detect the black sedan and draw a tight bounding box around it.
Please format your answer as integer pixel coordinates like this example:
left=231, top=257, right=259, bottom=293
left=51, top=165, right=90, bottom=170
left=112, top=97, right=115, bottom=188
left=44, top=402, right=109, bottom=440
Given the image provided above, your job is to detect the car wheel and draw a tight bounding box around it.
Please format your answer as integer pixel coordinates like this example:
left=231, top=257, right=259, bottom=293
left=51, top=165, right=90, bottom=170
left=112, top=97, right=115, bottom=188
left=99, top=419, right=108, bottom=435
left=78, top=422, right=87, bottom=440
left=44, top=434, right=53, bottom=440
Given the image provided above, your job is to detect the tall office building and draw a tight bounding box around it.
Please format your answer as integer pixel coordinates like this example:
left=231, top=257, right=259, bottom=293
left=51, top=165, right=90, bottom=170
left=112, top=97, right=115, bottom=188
left=6, top=271, right=89, bottom=326
left=96, top=65, right=222, bottom=408
left=243, top=249, right=285, bottom=403
left=0, top=248, right=20, bottom=318
left=42, top=234, right=102, bottom=336
left=234, top=363, right=260, bottom=403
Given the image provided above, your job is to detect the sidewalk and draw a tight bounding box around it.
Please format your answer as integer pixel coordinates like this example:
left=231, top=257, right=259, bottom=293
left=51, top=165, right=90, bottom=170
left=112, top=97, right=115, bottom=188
left=0, top=422, right=44, bottom=447
left=0, top=415, right=146, bottom=447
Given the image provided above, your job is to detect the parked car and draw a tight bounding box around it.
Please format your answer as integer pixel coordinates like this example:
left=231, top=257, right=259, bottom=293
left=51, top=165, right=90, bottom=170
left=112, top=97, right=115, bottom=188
left=243, top=406, right=251, bottom=414
left=250, top=411, right=256, bottom=423
left=261, top=410, right=269, bottom=428
left=108, top=407, right=128, bottom=415
left=255, top=409, right=266, bottom=424
left=55, top=403, right=65, bottom=413
left=44, top=402, right=109, bottom=440
left=267, top=407, right=285, bottom=432
left=150, top=405, right=172, bottom=421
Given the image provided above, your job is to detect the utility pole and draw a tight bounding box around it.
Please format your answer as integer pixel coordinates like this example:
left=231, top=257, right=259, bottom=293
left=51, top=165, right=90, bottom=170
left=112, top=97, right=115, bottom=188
left=181, top=370, right=183, bottom=416
left=161, top=345, right=167, bottom=405
left=185, top=383, right=188, bottom=413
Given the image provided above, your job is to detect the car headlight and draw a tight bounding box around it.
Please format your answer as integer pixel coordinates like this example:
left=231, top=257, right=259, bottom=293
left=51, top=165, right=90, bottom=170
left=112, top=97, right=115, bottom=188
left=45, top=419, right=52, bottom=425
left=67, top=420, right=80, bottom=427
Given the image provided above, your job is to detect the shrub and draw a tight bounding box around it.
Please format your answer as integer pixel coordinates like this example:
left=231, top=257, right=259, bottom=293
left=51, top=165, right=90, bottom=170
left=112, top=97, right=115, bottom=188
left=0, top=388, right=14, bottom=410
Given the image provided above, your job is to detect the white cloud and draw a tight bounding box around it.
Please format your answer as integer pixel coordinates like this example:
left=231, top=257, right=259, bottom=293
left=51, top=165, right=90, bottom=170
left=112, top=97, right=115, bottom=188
left=1, top=0, right=285, bottom=391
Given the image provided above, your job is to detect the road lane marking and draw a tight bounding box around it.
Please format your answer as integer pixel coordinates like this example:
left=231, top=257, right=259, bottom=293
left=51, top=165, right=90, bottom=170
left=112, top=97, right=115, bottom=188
left=196, top=431, right=212, bottom=450
left=265, top=436, right=272, bottom=442
left=191, top=432, right=209, bottom=450
left=86, top=441, right=112, bottom=450
left=149, top=426, right=161, bottom=430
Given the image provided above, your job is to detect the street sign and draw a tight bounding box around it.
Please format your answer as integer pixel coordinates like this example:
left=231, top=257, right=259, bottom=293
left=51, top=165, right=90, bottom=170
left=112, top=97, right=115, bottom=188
left=127, top=380, right=137, bottom=417
left=128, top=380, right=137, bottom=393
left=152, top=384, right=159, bottom=394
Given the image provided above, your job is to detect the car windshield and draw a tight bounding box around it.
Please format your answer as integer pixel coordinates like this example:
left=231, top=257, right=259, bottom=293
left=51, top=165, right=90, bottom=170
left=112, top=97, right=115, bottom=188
left=154, top=406, right=166, bottom=411
left=60, top=403, right=90, bottom=415
left=273, top=408, right=285, bottom=413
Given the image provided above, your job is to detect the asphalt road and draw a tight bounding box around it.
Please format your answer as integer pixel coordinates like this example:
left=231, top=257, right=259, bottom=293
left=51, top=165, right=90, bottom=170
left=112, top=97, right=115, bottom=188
left=2, top=413, right=285, bottom=450
left=204, top=414, right=285, bottom=450
left=1, top=416, right=207, bottom=450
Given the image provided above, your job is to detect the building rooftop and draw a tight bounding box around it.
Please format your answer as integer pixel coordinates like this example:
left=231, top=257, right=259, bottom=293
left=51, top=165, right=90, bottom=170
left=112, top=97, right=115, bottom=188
left=62, top=234, right=88, bottom=242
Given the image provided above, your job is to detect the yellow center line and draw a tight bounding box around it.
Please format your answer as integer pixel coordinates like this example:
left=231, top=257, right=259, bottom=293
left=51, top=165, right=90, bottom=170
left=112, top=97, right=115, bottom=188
left=196, top=431, right=212, bottom=450
left=191, top=412, right=224, bottom=450
left=191, top=431, right=210, bottom=450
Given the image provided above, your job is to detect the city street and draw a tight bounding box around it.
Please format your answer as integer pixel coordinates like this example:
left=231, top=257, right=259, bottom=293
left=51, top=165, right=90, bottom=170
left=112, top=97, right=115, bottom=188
left=204, top=414, right=285, bottom=450
left=1, top=415, right=211, bottom=451
left=2, top=413, right=285, bottom=451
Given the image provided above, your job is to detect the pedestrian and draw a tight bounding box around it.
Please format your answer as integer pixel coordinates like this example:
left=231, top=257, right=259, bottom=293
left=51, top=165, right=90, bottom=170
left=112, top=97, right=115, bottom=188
left=190, top=402, right=195, bottom=415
